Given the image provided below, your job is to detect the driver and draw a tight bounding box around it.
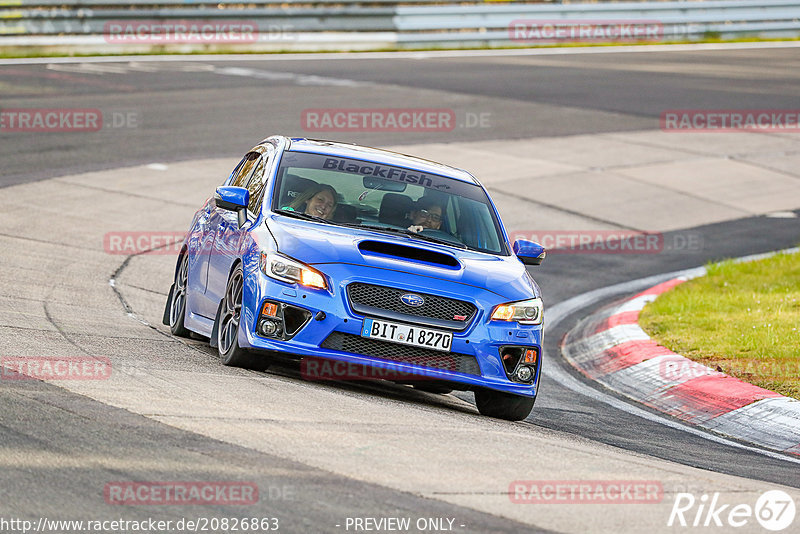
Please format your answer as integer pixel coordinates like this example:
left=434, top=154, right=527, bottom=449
left=407, top=197, right=443, bottom=233
left=284, top=184, right=338, bottom=220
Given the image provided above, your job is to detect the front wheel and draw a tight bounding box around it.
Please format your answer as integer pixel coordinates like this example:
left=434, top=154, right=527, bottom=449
left=474, top=388, right=535, bottom=421
left=217, top=264, right=259, bottom=369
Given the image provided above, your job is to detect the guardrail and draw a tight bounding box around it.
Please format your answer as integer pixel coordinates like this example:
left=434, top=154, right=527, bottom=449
left=1, top=0, right=799, bottom=52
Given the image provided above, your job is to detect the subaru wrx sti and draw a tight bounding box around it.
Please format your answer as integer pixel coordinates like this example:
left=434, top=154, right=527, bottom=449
left=164, top=136, right=546, bottom=420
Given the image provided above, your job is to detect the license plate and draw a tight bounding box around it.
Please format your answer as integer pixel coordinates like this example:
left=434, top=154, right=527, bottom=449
left=361, top=318, right=452, bottom=353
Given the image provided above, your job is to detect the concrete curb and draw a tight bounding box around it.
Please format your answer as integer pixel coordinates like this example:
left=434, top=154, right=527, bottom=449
left=562, top=278, right=800, bottom=456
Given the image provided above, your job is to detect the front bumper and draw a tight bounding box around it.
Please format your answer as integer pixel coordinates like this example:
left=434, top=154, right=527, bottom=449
left=239, top=262, right=542, bottom=397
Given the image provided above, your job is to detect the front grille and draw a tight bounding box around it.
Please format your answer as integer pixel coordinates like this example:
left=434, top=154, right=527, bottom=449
left=322, top=332, right=481, bottom=376
left=347, top=283, right=476, bottom=330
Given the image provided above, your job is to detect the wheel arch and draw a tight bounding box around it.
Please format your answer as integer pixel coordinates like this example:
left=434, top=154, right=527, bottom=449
left=171, top=245, right=189, bottom=279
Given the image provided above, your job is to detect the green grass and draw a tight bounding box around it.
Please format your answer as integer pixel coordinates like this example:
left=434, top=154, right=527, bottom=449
left=0, top=36, right=799, bottom=59
left=639, top=250, right=800, bottom=400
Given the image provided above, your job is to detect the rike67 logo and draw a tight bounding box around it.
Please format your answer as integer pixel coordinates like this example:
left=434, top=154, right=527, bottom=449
left=669, top=490, right=796, bottom=531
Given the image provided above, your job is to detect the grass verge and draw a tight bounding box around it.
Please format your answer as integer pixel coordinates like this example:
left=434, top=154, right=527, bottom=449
left=0, top=36, right=799, bottom=59
left=639, top=250, right=800, bottom=400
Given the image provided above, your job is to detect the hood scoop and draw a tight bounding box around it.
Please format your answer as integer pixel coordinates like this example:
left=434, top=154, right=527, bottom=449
left=358, top=240, right=460, bottom=269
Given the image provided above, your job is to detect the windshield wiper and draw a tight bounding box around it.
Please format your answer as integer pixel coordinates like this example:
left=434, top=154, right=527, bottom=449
left=349, top=223, right=468, bottom=249
left=276, top=209, right=333, bottom=225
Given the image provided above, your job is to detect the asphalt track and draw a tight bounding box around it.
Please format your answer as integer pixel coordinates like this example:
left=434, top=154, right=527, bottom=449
left=3, top=44, right=800, bottom=187
left=1, top=45, right=799, bottom=533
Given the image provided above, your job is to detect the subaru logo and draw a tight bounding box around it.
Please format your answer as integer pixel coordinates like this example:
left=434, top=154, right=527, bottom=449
left=400, top=293, right=424, bottom=307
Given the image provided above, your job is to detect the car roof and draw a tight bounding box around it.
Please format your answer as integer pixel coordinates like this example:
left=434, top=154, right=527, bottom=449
left=284, top=137, right=479, bottom=185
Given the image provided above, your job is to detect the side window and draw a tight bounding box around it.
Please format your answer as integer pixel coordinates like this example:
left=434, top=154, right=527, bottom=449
left=229, top=152, right=260, bottom=188
left=246, top=158, right=267, bottom=214
left=225, top=157, right=245, bottom=185
left=245, top=148, right=275, bottom=215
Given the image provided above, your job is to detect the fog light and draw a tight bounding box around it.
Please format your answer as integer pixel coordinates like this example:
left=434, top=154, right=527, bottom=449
left=259, top=319, right=280, bottom=336
left=515, top=366, right=533, bottom=382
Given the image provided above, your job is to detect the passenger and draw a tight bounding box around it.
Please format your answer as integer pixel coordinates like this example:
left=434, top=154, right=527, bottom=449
left=407, top=197, right=443, bottom=233
left=285, top=184, right=338, bottom=220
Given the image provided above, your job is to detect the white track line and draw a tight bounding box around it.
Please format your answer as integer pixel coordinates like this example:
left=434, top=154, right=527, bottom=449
left=545, top=249, right=800, bottom=465
left=2, top=41, right=800, bottom=65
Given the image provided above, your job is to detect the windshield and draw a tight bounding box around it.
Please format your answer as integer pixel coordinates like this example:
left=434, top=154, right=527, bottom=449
left=271, top=151, right=507, bottom=254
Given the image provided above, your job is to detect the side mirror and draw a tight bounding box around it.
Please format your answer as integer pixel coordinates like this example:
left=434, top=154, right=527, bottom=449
left=214, top=186, right=250, bottom=228
left=513, top=239, right=546, bottom=266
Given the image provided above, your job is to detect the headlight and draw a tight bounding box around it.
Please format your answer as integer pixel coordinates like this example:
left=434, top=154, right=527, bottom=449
left=260, top=252, right=327, bottom=290
left=490, top=298, right=543, bottom=325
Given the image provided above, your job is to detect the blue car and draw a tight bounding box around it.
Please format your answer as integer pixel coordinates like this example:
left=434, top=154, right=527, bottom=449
left=164, top=136, right=546, bottom=420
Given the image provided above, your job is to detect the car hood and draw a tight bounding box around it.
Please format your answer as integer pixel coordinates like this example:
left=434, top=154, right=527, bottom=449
left=264, top=215, right=539, bottom=301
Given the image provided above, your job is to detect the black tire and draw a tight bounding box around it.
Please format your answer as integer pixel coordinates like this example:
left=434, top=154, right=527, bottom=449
left=167, top=253, right=191, bottom=338
left=217, top=264, right=260, bottom=369
left=412, top=383, right=454, bottom=395
left=474, top=388, right=535, bottom=421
